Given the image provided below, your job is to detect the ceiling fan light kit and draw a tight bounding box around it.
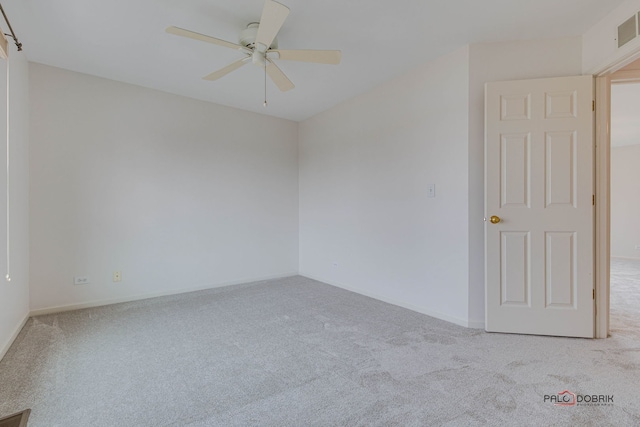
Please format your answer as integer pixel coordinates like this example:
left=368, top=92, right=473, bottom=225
left=166, top=0, right=341, bottom=98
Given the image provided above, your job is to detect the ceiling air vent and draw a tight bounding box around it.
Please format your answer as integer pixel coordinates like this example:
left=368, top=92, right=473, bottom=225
left=618, top=14, right=638, bottom=48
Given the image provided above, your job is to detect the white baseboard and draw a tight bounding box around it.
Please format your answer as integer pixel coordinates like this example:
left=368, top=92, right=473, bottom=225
left=0, top=312, right=30, bottom=362
left=301, top=273, right=480, bottom=329
left=30, top=272, right=299, bottom=317
left=28, top=272, right=485, bottom=330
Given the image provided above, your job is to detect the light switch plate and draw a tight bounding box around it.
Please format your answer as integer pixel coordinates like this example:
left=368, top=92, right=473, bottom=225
left=427, top=184, right=436, bottom=198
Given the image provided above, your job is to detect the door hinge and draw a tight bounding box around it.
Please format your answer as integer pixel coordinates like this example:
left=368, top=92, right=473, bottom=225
left=593, top=289, right=595, bottom=299
left=593, top=100, right=595, bottom=111
left=593, top=195, right=595, bottom=206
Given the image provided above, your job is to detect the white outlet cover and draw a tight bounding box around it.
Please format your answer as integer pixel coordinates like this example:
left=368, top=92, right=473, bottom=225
left=74, top=276, right=89, bottom=285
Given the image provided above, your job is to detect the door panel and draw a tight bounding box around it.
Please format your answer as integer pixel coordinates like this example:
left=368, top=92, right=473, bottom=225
left=500, top=231, right=530, bottom=306
left=501, top=133, right=530, bottom=208
left=545, top=231, right=576, bottom=308
left=485, top=75, right=594, bottom=338
left=545, top=131, right=577, bottom=207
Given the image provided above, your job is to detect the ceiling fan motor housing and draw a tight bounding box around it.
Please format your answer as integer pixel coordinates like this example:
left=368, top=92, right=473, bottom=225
left=240, top=22, right=278, bottom=49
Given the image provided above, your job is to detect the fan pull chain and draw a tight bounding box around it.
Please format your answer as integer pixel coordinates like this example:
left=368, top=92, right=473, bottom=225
left=263, top=63, right=268, bottom=107
left=5, top=58, right=10, bottom=282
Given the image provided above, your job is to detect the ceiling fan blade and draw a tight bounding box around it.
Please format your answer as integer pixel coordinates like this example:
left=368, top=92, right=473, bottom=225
left=266, top=60, right=294, bottom=92
left=166, top=26, right=249, bottom=53
left=255, top=0, right=290, bottom=51
left=202, top=57, right=251, bottom=81
left=270, top=49, right=342, bottom=65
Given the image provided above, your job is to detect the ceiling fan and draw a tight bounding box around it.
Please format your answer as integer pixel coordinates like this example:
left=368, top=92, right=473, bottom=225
left=166, top=0, right=341, bottom=93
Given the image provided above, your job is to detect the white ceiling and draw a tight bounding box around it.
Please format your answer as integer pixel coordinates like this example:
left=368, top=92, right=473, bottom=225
left=612, top=82, right=640, bottom=147
left=4, top=0, right=626, bottom=121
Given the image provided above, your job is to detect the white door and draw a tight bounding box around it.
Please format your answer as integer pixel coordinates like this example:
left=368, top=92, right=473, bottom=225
left=485, top=76, right=594, bottom=338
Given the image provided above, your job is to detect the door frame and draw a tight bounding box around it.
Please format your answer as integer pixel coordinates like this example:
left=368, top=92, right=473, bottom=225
left=594, top=48, right=640, bottom=338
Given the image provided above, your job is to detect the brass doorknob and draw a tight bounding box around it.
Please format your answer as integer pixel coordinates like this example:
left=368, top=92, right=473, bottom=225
left=490, top=215, right=501, bottom=224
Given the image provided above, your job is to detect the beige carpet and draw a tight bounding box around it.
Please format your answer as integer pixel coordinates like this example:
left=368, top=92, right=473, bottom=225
left=0, top=264, right=639, bottom=426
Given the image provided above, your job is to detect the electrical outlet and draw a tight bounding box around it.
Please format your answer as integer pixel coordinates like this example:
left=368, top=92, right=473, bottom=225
left=74, top=276, right=89, bottom=285
left=113, top=271, right=122, bottom=282
left=635, top=245, right=640, bottom=251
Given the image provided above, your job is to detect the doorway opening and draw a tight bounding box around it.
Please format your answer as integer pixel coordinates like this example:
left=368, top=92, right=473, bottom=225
left=609, top=66, right=640, bottom=336
left=595, top=54, right=640, bottom=338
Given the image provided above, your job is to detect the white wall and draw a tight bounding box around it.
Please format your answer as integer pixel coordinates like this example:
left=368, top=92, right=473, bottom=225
left=583, top=0, right=640, bottom=73
left=467, top=37, right=583, bottom=325
left=29, top=64, right=299, bottom=312
left=611, top=145, right=640, bottom=259
left=299, top=47, right=472, bottom=326
left=0, top=50, right=30, bottom=360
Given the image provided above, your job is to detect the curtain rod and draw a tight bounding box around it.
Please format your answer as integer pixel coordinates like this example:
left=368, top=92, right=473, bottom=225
left=0, top=3, right=22, bottom=51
